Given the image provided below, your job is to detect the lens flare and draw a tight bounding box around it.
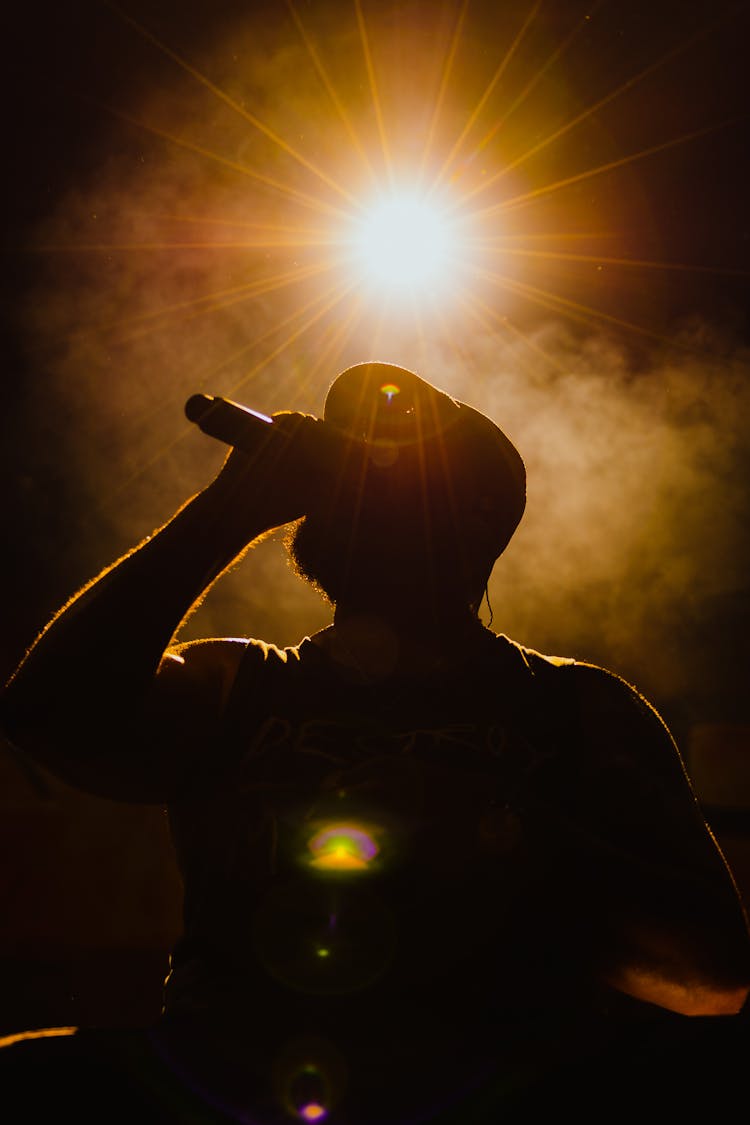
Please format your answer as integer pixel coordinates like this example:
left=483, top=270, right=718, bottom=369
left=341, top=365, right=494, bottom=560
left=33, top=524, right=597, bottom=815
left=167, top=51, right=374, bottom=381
left=307, top=824, right=379, bottom=872
left=352, top=192, right=455, bottom=291
left=299, top=1103, right=327, bottom=1122
left=288, top=1061, right=331, bottom=1121
left=380, top=382, right=401, bottom=400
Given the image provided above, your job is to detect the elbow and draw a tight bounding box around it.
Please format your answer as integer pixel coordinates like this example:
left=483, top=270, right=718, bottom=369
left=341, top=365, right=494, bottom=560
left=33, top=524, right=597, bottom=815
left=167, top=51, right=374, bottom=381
left=604, top=965, right=750, bottom=1016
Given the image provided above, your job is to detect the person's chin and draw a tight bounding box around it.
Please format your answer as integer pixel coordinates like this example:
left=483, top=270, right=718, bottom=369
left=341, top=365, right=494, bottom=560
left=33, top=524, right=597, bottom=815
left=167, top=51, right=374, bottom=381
left=287, top=515, right=408, bottom=603
left=286, top=516, right=347, bottom=600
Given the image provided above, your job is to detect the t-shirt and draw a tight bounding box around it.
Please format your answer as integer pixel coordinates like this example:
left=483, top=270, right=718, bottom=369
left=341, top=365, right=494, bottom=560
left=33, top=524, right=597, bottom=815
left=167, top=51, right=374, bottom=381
left=156, top=627, right=744, bottom=1119
left=4, top=616, right=748, bottom=1121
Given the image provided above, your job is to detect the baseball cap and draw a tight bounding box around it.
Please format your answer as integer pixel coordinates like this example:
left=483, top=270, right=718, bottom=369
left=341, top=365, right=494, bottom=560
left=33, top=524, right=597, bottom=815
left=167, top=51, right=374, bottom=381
left=323, top=362, right=526, bottom=559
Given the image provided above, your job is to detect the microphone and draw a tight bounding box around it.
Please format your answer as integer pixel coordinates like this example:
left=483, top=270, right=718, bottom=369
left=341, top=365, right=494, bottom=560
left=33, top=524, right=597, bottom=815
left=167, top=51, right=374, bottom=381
left=185, top=394, right=275, bottom=453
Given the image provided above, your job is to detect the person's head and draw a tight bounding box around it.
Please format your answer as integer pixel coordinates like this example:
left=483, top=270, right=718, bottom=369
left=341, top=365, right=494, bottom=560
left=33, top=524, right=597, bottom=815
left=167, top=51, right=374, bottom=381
left=287, top=362, right=525, bottom=615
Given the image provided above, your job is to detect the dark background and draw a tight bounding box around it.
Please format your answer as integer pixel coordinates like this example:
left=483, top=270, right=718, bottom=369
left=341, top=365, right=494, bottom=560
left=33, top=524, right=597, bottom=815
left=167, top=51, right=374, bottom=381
left=1, top=0, right=749, bottom=1034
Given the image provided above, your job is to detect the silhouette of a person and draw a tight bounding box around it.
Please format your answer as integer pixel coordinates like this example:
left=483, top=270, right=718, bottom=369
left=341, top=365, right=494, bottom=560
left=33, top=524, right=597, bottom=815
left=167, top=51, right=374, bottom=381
left=2, top=361, right=749, bottom=1122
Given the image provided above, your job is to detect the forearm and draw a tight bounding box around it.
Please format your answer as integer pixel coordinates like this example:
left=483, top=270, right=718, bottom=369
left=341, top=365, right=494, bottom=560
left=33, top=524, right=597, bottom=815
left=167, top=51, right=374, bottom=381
left=1, top=477, right=275, bottom=754
left=604, top=964, right=749, bottom=1016
left=554, top=661, right=750, bottom=1016
left=594, top=857, right=750, bottom=1014
left=528, top=801, right=750, bottom=1018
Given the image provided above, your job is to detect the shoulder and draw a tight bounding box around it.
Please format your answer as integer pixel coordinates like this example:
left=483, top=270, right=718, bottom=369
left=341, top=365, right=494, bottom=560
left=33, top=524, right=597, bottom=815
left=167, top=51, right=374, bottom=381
left=209, top=635, right=321, bottom=727
left=159, top=635, right=301, bottom=696
left=516, top=641, right=666, bottom=720
left=507, top=640, right=681, bottom=768
left=220, top=635, right=309, bottom=692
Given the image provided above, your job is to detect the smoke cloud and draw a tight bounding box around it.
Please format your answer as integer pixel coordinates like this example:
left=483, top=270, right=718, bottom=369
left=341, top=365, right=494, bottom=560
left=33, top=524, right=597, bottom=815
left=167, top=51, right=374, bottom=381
left=5, top=0, right=749, bottom=737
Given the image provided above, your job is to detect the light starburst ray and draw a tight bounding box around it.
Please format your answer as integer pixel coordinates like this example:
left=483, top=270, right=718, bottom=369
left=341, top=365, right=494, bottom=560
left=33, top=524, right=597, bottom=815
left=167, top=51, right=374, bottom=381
left=149, top=215, right=337, bottom=238
left=455, top=291, right=565, bottom=375
left=285, top=0, right=376, bottom=181
left=46, top=261, right=337, bottom=351
left=429, top=0, right=542, bottom=193
left=112, top=265, right=339, bottom=350
left=470, top=231, right=612, bottom=245
left=32, top=239, right=343, bottom=254
left=417, top=0, right=470, bottom=184
left=453, top=294, right=543, bottom=384
left=99, top=101, right=354, bottom=221
left=484, top=245, right=750, bottom=278
left=469, top=0, right=604, bottom=163
left=102, top=273, right=355, bottom=505
left=355, top=0, right=392, bottom=185
left=479, top=116, right=743, bottom=220
left=105, top=1, right=361, bottom=208
left=366, top=293, right=391, bottom=361
left=471, top=264, right=685, bottom=347
left=123, top=265, right=347, bottom=442
left=17, top=0, right=746, bottom=541
left=456, top=7, right=735, bottom=210
left=194, top=287, right=343, bottom=396
left=290, top=294, right=368, bottom=405
left=228, top=277, right=358, bottom=400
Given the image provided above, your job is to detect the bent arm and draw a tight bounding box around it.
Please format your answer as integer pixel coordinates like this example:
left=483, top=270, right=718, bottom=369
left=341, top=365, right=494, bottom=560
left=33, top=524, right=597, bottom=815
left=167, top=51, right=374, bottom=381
left=0, top=418, right=323, bottom=800
left=545, top=663, right=750, bottom=1016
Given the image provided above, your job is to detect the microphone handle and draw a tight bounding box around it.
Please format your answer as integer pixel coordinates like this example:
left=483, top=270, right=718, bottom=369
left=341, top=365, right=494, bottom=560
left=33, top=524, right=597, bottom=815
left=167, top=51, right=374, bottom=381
left=185, top=394, right=275, bottom=453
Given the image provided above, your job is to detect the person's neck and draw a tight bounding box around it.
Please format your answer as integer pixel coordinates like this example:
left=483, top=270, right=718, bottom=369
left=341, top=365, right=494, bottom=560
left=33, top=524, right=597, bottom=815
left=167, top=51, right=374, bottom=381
left=315, top=601, right=488, bottom=682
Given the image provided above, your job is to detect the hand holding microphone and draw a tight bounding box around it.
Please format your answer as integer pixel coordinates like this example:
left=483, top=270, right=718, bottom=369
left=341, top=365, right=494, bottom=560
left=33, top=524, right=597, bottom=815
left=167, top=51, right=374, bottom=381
left=185, top=393, right=344, bottom=529
left=185, top=393, right=333, bottom=472
left=185, top=394, right=277, bottom=453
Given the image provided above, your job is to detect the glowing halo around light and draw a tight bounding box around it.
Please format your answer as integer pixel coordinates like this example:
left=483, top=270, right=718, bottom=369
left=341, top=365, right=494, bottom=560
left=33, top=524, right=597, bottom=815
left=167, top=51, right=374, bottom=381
left=350, top=191, right=458, bottom=293
left=307, top=823, right=379, bottom=872
left=26, top=0, right=735, bottom=520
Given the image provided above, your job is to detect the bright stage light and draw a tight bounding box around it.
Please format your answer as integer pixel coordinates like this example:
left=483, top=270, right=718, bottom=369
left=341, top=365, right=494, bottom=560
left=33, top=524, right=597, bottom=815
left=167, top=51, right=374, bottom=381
left=351, top=192, right=456, bottom=292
